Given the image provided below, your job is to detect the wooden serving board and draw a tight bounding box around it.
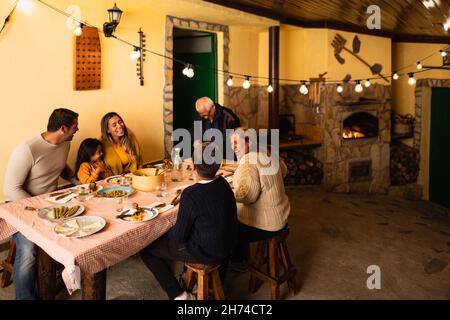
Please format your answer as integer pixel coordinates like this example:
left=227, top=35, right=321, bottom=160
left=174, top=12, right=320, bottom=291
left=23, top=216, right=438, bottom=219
left=74, top=26, right=101, bottom=90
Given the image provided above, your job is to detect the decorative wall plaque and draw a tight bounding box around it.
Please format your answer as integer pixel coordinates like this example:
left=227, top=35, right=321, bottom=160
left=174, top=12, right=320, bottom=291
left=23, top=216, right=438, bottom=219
left=74, top=26, right=101, bottom=90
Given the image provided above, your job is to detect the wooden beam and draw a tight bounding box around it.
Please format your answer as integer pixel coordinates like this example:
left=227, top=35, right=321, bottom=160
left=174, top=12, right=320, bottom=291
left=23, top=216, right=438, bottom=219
left=269, top=26, right=280, bottom=132
left=204, top=0, right=450, bottom=44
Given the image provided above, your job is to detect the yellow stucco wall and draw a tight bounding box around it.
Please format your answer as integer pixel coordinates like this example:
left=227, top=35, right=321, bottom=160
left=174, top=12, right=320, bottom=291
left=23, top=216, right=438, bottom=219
left=0, top=0, right=280, bottom=200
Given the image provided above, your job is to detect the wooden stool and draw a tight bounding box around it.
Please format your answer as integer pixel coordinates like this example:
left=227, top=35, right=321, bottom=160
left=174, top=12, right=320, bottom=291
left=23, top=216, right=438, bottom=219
left=0, top=239, right=16, bottom=288
left=184, top=263, right=224, bottom=300
left=249, top=228, right=298, bottom=299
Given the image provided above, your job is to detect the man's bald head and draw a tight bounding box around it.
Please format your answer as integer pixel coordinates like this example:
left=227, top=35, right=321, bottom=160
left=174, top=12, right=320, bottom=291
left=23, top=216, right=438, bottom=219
left=195, top=97, right=216, bottom=120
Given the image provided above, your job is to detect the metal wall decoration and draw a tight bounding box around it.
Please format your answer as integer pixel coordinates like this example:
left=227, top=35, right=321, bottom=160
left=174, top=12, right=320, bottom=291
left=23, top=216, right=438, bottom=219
left=332, top=33, right=388, bottom=82
left=74, top=26, right=101, bottom=90
left=136, top=28, right=146, bottom=86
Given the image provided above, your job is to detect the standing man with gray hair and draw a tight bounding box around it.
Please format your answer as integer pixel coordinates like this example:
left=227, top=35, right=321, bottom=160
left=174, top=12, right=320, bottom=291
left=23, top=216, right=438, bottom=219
left=192, top=96, right=240, bottom=159
left=3, top=108, right=79, bottom=300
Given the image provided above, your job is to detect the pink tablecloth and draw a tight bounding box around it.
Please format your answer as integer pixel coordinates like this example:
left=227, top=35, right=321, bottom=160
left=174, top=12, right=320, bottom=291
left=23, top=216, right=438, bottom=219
left=0, top=178, right=196, bottom=294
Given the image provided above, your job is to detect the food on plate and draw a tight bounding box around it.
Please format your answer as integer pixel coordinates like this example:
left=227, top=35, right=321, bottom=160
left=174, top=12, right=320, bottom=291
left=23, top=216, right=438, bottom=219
left=82, top=221, right=103, bottom=230
left=55, top=219, right=80, bottom=236
left=50, top=205, right=80, bottom=219
left=126, top=203, right=146, bottom=221
left=103, top=189, right=127, bottom=198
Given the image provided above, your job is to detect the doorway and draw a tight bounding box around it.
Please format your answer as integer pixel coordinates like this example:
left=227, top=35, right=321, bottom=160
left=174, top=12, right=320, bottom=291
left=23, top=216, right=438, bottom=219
left=173, top=28, right=218, bottom=137
left=429, top=87, right=450, bottom=209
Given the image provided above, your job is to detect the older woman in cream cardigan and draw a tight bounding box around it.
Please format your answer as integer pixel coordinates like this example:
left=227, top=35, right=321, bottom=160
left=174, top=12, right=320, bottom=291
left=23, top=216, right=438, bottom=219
left=230, top=127, right=290, bottom=264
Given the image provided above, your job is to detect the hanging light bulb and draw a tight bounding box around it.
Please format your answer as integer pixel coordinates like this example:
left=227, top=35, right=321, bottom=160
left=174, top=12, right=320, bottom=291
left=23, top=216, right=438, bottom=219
left=17, top=0, right=33, bottom=13
left=226, top=76, right=233, bottom=87
left=392, top=72, right=399, bottom=80
left=416, top=61, right=423, bottom=70
left=336, top=84, right=344, bottom=93
left=74, top=24, right=83, bottom=36
left=130, top=47, right=140, bottom=60
left=364, top=79, right=371, bottom=88
left=186, top=65, right=194, bottom=78
left=440, top=50, right=447, bottom=57
left=182, top=64, right=189, bottom=76
left=408, top=73, right=416, bottom=86
left=355, top=80, right=363, bottom=93
left=299, top=81, right=308, bottom=95
left=267, top=83, right=274, bottom=93
left=242, top=76, right=251, bottom=89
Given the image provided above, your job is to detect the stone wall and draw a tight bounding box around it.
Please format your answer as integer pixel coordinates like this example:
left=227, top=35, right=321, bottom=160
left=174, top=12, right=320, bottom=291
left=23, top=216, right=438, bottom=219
left=319, top=83, right=391, bottom=194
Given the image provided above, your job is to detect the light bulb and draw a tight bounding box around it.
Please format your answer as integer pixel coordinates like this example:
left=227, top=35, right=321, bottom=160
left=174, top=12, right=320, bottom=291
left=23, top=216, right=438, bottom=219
left=393, top=72, right=399, bottom=80
left=336, top=84, right=343, bottom=93
left=299, top=82, right=308, bottom=95
left=242, top=79, right=250, bottom=89
left=186, top=67, right=194, bottom=78
left=267, top=84, right=273, bottom=93
left=355, top=81, right=363, bottom=93
left=408, top=74, right=416, bottom=86
left=18, top=0, right=33, bottom=13
left=74, top=26, right=82, bottom=36
left=364, top=79, right=371, bottom=88
left=130, top=48, right=140, bottom=60
left=416, top=61, right=422, bottom=70
left=226, top=76, right=233, bottom=87
left=440, top=50, right=447, bottom=57
left=182, top=66, right=189, bottom=76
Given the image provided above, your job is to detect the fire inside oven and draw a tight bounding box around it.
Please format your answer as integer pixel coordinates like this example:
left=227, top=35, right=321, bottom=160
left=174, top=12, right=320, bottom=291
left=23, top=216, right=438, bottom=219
left=342, top=112, right=379, bottom=140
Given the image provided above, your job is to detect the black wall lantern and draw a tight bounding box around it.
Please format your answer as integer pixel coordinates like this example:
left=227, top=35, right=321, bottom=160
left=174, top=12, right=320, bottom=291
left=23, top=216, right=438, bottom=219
left=103, top=3, right=122, bottom=37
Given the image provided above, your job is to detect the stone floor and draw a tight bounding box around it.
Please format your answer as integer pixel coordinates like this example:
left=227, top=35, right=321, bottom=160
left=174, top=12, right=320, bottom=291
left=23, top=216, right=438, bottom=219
left=1, top=186, right=449, bottom=300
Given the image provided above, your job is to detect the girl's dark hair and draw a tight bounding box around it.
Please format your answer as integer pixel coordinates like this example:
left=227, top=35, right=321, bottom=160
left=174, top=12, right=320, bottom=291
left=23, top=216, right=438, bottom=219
left=75, top=138, right=103, bottom=176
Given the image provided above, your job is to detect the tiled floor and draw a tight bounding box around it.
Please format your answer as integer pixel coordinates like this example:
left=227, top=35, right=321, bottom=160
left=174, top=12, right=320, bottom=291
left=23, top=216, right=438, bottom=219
left=1, top=186, right=449, bottom=300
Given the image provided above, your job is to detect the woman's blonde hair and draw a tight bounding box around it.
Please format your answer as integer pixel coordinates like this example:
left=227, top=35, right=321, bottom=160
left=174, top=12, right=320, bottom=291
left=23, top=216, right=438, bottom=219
left=100, top=112, right=138, bottom=163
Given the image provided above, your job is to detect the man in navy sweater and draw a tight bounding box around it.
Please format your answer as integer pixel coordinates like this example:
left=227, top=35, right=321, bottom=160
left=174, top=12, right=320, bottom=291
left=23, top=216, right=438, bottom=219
left=140, top=143, right=238, bottom=300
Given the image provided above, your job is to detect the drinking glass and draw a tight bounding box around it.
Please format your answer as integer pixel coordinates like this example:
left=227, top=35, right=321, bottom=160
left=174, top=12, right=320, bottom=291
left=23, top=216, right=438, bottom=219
left=116, top=195, right=128, bottom=212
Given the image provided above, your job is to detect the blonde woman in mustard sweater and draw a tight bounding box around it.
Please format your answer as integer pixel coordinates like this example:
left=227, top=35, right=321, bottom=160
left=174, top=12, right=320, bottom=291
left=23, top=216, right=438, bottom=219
left=230, top=127, right=290, bottom=265
left=100, top=112, right=142, bottom=175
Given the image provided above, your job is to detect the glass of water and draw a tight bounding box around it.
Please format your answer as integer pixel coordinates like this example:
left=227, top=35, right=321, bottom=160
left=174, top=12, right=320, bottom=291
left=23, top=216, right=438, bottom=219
left=116, top=195, right=128, bottom=212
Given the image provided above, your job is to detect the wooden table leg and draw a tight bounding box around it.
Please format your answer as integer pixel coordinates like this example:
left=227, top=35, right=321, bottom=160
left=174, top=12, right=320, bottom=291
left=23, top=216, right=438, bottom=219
left=36, top=246, right=56, bottom=300
left=81, top=269, right=107, bottom=300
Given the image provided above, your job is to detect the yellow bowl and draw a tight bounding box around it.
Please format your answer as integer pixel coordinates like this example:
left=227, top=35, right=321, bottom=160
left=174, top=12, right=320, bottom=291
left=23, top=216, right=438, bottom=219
left=132, top=168, right=164, bottom=192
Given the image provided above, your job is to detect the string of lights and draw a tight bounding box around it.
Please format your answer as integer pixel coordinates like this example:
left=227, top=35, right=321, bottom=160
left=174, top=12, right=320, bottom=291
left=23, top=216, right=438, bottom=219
left=14, top=0, right=450, bottom=94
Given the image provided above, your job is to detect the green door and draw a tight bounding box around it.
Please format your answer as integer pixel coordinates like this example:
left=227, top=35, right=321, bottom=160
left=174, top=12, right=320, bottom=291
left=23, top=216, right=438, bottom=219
left=173, top=31, right=217, bottom=133
left=429, top=87, right=450, bottom=209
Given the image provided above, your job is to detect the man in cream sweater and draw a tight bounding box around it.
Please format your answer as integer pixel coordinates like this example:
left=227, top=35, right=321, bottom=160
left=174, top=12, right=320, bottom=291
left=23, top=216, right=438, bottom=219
left=3, top=108, right=79, bottom=299
left=230, top=127, right=290, bottom=266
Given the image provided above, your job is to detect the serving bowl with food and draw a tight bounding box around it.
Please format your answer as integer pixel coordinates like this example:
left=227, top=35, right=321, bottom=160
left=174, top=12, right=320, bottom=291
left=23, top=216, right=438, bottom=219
left=132, top=168, right=165, bottom=192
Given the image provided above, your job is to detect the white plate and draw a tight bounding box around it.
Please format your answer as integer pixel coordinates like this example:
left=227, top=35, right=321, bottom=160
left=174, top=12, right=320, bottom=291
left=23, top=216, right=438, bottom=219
left=74, top=184, right=103, bottom=195
left=105, top=174, right=132, bottom=186
left=118, top=207, right=159, bottom=223
left=54, top=216, right=106, bottom=238
left=38, top=203, right=85, bottom=222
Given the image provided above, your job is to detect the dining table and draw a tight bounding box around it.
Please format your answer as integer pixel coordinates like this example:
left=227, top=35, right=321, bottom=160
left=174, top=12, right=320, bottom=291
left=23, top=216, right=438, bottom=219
left=0, top=166, right=235, bottom=300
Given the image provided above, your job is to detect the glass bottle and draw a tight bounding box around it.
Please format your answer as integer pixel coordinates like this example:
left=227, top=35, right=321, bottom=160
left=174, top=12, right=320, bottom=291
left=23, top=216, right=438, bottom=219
left=171, top=147, right=183, bottom=182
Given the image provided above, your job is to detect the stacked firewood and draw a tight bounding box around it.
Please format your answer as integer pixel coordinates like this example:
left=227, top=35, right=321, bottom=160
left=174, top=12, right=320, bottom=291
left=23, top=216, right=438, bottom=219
left=281, top=150, right=323, bottom=185
left=390, top=142, right=419, bottom=185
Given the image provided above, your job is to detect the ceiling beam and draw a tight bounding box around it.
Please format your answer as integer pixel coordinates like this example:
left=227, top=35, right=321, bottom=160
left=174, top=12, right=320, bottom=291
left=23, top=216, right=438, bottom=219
left=204, top=0, right=450, bottom=44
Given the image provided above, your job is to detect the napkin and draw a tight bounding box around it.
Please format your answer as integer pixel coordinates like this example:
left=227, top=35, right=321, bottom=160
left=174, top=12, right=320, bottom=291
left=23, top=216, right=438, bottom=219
left=45, top=192, right=78, bottom=204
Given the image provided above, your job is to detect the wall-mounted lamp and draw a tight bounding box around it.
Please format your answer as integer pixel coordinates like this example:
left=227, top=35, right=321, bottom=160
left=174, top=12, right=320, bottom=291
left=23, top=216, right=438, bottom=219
left=103, top=3, right=122, bottom=37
